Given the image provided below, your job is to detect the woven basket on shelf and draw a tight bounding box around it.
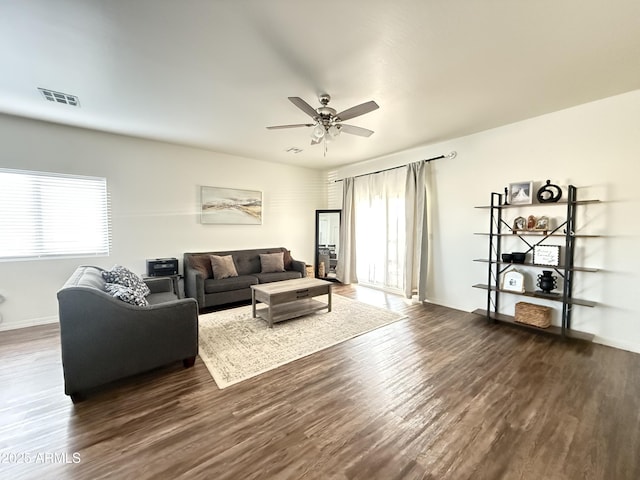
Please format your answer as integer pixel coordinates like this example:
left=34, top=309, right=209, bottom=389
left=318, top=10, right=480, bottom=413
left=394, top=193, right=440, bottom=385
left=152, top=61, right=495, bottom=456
left=515, top=302, right=551, bottom=328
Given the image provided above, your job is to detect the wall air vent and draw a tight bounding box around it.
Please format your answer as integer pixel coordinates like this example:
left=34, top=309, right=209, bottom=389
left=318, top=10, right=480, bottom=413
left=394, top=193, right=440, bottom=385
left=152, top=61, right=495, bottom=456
left=38, top=88, right=80, bottom=107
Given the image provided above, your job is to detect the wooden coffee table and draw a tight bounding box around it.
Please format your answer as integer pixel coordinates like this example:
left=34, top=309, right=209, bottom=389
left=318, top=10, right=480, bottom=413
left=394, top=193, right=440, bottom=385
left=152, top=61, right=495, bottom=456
left=251, top=278, right=332, bottom=327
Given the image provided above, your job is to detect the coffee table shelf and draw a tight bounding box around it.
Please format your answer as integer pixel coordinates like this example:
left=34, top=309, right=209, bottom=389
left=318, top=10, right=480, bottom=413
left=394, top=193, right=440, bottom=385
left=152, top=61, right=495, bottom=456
left=255, top=298, right=329, bottom=324
left=251, top=278, right=332, bottom=327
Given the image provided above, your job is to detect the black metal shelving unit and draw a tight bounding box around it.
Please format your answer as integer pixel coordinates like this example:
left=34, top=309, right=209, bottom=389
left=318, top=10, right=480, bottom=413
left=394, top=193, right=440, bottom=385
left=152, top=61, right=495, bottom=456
left=472, top=185, right=600, bottom=340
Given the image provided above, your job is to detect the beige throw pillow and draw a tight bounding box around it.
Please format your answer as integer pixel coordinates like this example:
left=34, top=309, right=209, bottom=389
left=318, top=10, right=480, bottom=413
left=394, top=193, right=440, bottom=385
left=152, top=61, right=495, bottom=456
left=260, top=252, right=285, bottom=273
left=210, top=255, right=239, bottom=279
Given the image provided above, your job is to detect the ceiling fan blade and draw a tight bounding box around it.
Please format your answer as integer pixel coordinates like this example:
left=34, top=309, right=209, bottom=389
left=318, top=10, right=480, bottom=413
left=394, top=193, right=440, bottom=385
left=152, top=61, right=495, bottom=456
left=340, top=124, right=374, bottom=137
left=311, top=137, right=322, bottom=145
left=336, top=100, right=379, bottom=121
left=288, top=97, right=318, bottom=118
left=266, top=123, right=314, bottom=130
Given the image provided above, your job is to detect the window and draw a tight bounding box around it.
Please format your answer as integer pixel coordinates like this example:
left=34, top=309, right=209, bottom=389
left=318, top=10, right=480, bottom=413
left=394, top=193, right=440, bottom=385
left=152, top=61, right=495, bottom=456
left=0, top=168, right=111, bottom=260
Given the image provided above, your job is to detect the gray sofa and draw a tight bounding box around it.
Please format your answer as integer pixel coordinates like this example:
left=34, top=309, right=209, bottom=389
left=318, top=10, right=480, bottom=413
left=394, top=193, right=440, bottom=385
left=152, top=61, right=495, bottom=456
left=184, top=247, right=306, bottom=311
left=57, top=266, right=199, bottom=402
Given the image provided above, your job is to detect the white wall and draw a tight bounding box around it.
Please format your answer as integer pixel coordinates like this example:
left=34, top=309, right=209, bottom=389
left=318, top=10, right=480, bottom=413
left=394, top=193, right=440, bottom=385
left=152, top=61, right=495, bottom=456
left=331, top=89, right=640, bottom=354
left=0, top=114, right=325, bottom=331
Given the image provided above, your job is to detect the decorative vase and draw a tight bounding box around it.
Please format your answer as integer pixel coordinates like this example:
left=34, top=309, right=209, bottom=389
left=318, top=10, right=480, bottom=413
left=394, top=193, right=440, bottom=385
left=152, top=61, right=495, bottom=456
left=537, top=180, right=563, bottom=203
left=537, top=270, right=557, bottom=293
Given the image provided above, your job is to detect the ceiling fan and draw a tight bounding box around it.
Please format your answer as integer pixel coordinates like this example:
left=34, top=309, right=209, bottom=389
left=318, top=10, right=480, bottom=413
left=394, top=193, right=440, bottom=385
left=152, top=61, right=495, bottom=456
left=266, top=94, right=379, bottom=149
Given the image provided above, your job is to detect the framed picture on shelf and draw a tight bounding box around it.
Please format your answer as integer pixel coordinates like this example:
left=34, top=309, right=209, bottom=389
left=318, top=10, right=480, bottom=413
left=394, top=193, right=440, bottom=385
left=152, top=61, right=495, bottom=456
left=512, top=216, right=527, bottom=231
left=533, top=216, right=551, bottom=231
left=533, top=245, right=561, bottom=266
left=501, top=269, right=525, bottom=293
left=509, top=181, right=534, bottom=205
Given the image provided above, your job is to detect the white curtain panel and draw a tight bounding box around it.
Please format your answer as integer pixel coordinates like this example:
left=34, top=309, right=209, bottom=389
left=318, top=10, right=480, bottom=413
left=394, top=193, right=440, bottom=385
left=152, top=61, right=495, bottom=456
left=336, top=177, right=357, bottom=284
left=404, top=161, right=431, bottom=300
left=338, top=162, right=431, bottom=298
left=353, top=167, right=406, bottom=291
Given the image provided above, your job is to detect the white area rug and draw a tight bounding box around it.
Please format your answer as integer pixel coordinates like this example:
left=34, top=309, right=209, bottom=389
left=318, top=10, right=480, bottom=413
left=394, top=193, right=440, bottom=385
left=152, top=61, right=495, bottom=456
left=198, top=294, right=407, bottom=389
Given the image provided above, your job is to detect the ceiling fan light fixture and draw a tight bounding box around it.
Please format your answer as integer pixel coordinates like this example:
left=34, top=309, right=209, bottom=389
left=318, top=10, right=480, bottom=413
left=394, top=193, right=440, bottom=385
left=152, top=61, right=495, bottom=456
left=311, top=124, right=325, bottom=139
left=268, top=94, right=378, bottom=152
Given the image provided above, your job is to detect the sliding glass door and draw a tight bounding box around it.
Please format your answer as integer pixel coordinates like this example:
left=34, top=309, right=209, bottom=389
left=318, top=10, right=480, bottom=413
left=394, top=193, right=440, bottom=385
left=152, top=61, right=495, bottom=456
left=353, top=168, right=406, bottom=292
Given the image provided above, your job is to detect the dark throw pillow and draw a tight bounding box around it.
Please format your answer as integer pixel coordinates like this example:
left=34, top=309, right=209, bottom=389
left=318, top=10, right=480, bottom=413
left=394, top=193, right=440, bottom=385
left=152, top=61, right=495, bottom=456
left=283, top=249, right=293, bottom=270
left=188, top=255, right=214, bottom=279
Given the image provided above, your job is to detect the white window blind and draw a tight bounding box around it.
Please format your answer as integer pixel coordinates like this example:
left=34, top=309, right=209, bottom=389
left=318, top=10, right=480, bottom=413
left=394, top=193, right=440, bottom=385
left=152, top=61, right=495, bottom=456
left=0, top=168, right=111, bottom=260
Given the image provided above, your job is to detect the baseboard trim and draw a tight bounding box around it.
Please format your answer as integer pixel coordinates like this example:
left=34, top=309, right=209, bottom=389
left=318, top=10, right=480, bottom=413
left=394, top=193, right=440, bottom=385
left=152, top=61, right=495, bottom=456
left=0, top=315, right=58, bottom=332
left=593, top=336, right=640, bottom=355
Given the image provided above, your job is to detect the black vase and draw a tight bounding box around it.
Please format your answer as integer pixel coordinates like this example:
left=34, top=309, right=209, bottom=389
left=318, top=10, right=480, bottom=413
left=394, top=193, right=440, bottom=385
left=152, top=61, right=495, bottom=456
left=537, top=270, right=557, bottom=293
left=536, top=179, right=563, bottom=203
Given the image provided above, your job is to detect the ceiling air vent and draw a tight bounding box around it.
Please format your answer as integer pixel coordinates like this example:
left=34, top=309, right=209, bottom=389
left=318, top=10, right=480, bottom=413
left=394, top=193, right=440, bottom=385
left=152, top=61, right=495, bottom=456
left=38, top=88, right=80, bottom=107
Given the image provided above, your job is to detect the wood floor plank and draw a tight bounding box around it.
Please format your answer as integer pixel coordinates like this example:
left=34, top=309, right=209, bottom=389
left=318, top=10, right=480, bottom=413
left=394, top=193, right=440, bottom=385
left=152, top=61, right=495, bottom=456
left=0, top=285, right=639, bottom=479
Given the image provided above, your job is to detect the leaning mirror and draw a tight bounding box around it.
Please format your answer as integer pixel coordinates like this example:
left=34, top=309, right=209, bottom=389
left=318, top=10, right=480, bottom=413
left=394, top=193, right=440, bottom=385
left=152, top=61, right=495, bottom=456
left=315, top=209, right=341, bottom=281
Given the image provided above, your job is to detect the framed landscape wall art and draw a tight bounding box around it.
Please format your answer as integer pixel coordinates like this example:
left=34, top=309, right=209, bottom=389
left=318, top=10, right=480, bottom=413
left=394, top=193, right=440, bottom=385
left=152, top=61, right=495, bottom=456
left=201, top=186, right=262, bottom=225
left=508, top=181, right=534, bottom=205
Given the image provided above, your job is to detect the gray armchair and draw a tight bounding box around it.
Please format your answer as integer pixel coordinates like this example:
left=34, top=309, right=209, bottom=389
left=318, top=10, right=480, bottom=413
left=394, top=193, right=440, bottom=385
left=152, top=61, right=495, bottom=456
left=57, top=266, right=198, bottom=402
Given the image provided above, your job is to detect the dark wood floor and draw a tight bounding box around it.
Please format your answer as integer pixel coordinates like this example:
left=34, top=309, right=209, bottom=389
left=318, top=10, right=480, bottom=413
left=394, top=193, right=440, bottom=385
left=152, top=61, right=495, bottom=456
left=1, top=284, right=639, bottom=480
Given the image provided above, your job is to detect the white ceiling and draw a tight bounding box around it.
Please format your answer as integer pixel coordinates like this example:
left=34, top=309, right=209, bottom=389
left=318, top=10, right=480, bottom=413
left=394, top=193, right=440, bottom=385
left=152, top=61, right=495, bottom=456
left=1, top=1, right=639, bottom=170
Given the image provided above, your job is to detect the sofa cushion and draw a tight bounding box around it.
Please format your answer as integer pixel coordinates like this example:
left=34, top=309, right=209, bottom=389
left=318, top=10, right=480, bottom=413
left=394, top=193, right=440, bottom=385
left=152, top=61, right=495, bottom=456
left=102, top=265, right=150, bottom=297
left=104, top=283, right=149, bottom=307
left=210, top=255, right=239, bottom=279
left=259, top=252, right=285, bottom=273
left=232, top=251, right=262, bottom=276
left=253, top=271, right=302, bottom=284
left=204, top=275, right=258, bottom=294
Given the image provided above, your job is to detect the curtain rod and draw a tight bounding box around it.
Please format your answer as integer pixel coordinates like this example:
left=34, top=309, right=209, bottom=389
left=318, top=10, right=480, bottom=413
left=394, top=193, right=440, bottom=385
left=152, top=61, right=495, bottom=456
left=333, top=151, right=457, bottom=182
